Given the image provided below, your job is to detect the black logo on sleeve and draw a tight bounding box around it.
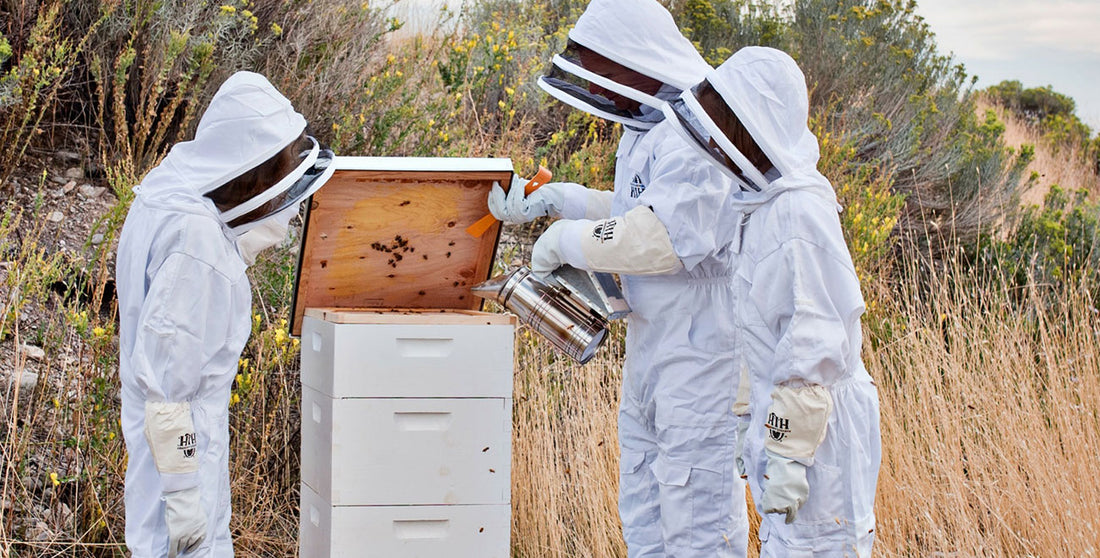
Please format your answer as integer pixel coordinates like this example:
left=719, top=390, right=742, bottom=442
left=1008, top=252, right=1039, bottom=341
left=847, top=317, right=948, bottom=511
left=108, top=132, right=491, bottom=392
left=591, top=219, right=618, bottom=243
left=629, top=174, right=646, bottom=198
left=178, top=432, right=197, bottom=459
left=766, top=412, right=790, bottom=442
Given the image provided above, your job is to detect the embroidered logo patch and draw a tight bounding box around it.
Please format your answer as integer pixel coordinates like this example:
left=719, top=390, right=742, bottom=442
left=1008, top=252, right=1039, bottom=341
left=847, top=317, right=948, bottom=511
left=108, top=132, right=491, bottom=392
left=766, top=412, right=790, bottom=443
left=629, top=174, right=646, bottom=198
left=178, top=432, right=197, bottom=459
left=591, top=219, right=618, bottom=243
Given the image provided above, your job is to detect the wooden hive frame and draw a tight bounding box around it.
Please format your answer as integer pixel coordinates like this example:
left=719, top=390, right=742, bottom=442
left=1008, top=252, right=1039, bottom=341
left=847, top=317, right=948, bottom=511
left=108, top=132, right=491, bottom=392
left=290, top=157, right=513, bottom=335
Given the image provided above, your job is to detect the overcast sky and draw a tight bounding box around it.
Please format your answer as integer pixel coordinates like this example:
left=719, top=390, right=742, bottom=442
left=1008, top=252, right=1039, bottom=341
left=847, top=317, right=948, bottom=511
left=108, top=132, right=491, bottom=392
left=393, top=0, right=1100, bottom=132
left=915, top=0, right=1100, bottom=132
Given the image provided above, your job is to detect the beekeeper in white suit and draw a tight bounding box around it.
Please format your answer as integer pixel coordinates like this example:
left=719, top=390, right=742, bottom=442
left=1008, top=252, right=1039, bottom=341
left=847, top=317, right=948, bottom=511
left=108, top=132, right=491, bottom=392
left=660, top=46, right=881, bottom=556
left=116, top=71, right=334, bottom=557
left=489, top=1, right=752, bottom=556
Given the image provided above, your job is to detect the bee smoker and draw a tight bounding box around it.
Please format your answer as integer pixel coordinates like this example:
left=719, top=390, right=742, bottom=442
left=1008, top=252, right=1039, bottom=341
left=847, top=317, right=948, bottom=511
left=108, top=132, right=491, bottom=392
left=471, top=265, right=629, bottom=364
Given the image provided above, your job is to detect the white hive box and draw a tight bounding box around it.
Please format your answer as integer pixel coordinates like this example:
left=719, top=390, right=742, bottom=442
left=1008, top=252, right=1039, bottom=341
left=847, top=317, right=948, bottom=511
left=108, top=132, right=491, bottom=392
left=300, top=483, right=510, bottom=558
left=301, top=310, right=514, bottom=399
left=300, top=387, right=511, bottom=505
left=299, top=308, right=516, bottom=558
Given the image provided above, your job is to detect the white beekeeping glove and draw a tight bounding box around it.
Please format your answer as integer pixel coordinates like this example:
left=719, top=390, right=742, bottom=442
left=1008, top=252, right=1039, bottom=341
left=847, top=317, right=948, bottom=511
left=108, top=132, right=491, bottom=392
left=734, top=416, right=751, bottom=478
left=164, top=486, right=207, bottom=557
left=761, top=384, right=833, bottom=524
left=488, top=174, right=568, bottom=224
left=733, top=362, right=752, bottom=477
left=144, top=401, right=206, bottom=555
left=530, top=219, right=570, bottom=279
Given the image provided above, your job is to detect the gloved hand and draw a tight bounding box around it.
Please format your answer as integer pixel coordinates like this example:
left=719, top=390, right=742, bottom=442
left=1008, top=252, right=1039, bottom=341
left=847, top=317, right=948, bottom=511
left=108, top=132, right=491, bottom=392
left=760, top=383, right=833, bottom=525
left=734, top=416, right=750, bottom=478
left=487, top=175, right=567, bottom=224
left=164, top=486, right=207, bottom=557
left=530, top=220, right=569, bottom=279
left=761, top=449, right=809, bottom=524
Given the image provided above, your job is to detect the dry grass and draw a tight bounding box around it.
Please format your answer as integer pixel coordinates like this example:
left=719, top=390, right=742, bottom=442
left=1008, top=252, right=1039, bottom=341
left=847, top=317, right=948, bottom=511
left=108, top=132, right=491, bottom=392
left=869, top=249, right=1100, bottom=556
left=508, top=248, right=1100, bottom=557
left=510, top=324, right=625, bottom=558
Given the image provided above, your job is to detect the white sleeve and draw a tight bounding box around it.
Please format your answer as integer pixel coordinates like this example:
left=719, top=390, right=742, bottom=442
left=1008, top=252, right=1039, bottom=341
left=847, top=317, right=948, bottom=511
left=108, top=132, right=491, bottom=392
left=557, top=182, right=614, bottom=221
left=638, top=144, right=740, bottom=271
left=750, top=237, right=865, bottom=387
left=133, top=252, right=239, bottom=492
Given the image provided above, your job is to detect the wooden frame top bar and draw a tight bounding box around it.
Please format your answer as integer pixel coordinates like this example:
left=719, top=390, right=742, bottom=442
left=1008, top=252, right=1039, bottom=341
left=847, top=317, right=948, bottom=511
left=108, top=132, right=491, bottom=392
left=305, top=307, right=517, bottom=326
left=332, top=156, right=513, bottom=173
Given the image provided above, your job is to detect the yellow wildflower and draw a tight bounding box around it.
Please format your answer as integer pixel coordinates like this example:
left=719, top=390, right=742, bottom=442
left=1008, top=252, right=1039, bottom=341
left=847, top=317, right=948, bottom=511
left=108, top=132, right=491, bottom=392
left=270, top=22, right=283, bottom=36
left=220, top=5, right=236, bottom=14
left=50, top=472, right=60, bottom=486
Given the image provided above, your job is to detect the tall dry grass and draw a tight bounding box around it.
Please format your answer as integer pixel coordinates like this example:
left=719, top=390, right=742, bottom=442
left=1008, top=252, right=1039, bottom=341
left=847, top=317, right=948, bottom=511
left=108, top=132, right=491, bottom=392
left=870, top=246, right=1100, bottom=555
left=510, top=324, right=625, bottom=558
left=509, top=243, right=1100, bottom=557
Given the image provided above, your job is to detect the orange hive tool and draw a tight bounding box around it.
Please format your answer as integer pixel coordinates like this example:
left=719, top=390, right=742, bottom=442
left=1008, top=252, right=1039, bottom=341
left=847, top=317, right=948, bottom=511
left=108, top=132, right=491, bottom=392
left=465, top=165, right=552, bottom=238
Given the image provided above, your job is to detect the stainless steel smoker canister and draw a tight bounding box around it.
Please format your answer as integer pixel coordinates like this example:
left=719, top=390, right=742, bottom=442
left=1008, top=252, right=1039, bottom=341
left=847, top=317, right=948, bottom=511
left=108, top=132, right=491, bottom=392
left=471, top=266, right=611, bottom=364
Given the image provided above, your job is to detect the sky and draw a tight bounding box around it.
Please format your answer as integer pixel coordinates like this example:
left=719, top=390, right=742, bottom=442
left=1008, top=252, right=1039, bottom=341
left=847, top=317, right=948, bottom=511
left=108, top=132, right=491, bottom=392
left=392, top=0, right=1100, bottom=133
left=914, top=0, right=1100, bottom=132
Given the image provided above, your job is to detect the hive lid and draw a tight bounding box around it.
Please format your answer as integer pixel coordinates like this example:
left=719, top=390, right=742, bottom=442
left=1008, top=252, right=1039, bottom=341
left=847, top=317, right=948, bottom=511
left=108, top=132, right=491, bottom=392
left=290, top=156, right=514, bottom=336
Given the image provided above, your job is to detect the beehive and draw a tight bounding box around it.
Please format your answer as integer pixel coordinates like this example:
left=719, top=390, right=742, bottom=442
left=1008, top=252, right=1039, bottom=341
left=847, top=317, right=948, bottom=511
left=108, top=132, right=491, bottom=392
left=292, top=158, right=516, bottom=558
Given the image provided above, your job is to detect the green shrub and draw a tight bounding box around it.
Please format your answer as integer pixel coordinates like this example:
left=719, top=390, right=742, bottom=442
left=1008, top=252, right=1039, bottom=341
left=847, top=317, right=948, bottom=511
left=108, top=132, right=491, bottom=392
left=976, top=184, right=1100, bottom=291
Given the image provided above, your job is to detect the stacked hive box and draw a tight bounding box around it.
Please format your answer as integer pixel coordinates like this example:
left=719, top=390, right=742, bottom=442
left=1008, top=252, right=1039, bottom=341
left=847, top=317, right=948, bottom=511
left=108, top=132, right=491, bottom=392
left=298, top=308, right=515, bottom=557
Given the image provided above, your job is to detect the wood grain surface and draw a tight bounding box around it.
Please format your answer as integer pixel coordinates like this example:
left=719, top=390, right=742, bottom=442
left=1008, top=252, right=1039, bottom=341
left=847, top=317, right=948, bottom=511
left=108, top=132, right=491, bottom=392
left=291, top=168, right=512, bottom=335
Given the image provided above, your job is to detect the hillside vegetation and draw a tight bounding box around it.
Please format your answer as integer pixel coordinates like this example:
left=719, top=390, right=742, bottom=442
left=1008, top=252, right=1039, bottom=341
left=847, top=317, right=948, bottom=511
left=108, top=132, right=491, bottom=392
left=1, top=0, right=1099, bottom=556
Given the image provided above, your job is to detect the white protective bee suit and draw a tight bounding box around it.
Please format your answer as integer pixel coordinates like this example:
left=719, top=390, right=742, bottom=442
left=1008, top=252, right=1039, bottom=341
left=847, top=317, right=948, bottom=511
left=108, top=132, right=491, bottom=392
left=661, top=47, right=881, bottom=556
left=513, top=1, right=751, bottom=556
left=116, top=72, right=332, bottom=557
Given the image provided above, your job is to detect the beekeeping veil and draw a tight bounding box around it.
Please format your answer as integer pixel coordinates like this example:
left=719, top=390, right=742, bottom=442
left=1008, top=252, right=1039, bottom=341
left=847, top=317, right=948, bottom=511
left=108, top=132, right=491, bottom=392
left=537, top=0, right=711, bottom=130
left=138, top=71, right=335, bottom=235
left=661, top=46, right=835, bottom=202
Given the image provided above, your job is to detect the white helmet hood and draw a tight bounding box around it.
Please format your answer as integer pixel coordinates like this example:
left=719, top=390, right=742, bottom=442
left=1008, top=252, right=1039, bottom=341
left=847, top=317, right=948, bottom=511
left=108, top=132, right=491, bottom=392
left=136, top=71, right=317, bottom=228
left=665, top=47, right=836, bottom=203
left=538, top=0, right=711, bottom=128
